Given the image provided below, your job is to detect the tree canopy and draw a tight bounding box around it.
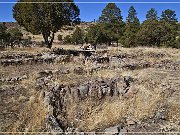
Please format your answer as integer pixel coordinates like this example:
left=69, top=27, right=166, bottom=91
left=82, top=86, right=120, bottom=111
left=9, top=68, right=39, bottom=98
left=86, top=24, right=109, bottom=45
left=71, top=26, right=84, bottom=45
left=0, top=23, right=7, bottom=40
left=8, top=28, right=23, bottom=41
left=122, top=6, right=140, bottom=47
left=98, top=3, right=125, bottom=45
left=161, top=9, right=178, bottom=23
left=146, top=8, right=158, bottom=20
left=13, top=0, right=80, bottom=48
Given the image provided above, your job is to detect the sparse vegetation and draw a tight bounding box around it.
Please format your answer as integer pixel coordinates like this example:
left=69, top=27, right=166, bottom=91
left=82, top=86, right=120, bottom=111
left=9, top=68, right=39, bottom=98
left=63, top=35, right=73, bottom=44
left=0, top=46, right=179, bottom=133
left=0, top=1, right=180, bottom=134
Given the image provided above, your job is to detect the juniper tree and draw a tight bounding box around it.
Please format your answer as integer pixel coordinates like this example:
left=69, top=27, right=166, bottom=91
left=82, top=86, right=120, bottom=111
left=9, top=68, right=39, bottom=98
left=8, top=28, right=23, bottom=41
left=13, top=0, right=80, bottom=49
left=71, top=26, right=84, bottom=45
left=86, top=24, right=108, bottom=45
left=0, top=23, right=7, bottom=40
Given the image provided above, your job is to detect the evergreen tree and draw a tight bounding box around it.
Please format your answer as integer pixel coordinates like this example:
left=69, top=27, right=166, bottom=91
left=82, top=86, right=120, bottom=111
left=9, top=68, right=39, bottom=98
left=71, top=26, right=84, bottom=45
left=161, top=9, right=178, bottom=23
left=8, top=28, right=23, bottom=41
left=146, top=8, right=158, bottom=20
left=98, top=3, right=125, bottom=45
left=160, top=9, right=178, bottom=47
left=127, top=6, right=138, bottom=23
left=159, top=20, right=177, bottom=47
left=137, top=8, right=178, bottom=48
left=137, top=19, right=177, bottom=47
left=122, top=6, right=140, bottom=47
left=63, top=35, right=72, bottom=44
left=13, top=0, right=80, bottom=49
left=0, top=23, right=7, bottom=40
left=137, top=20, right=162, bottom=47
left=86, top=24, right=108, bottom=45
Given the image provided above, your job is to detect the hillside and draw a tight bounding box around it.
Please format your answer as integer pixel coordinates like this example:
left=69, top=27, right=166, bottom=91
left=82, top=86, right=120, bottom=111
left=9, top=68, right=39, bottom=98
left=3, top=22, right=94, bottom=43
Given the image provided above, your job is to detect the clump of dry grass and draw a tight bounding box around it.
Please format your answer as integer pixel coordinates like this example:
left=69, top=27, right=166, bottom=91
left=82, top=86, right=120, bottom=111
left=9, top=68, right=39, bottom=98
left=62, top=68, right=180, bottom=131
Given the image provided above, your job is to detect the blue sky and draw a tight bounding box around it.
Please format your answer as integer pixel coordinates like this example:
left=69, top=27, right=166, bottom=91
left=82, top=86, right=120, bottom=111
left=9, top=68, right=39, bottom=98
left=0, top=0, right=180, bottom=22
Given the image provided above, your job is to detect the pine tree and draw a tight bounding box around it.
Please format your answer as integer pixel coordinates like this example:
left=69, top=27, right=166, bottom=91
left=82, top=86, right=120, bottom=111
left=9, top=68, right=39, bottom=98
left=122, top=6, right=140, bottom=47
left=159, top=9, right=178, bottom=47
left=98, top=3, right=125, bottom=45
left=146, top=8, right=158, bottom=20
left=161, top=9, right=177, bottom=23
left=137, top=19, right=161, bottom=47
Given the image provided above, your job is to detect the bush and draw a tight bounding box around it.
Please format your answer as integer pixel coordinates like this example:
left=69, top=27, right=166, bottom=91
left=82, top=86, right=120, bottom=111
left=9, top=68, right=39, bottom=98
left=8, top=28, right=23, bottom=41
left=57, top=34, right=63, bottom=41
left=63, top=35, right=72, bottom=44
left=71, top=26, right=85, bottom=45
left=0, top=23, right=7, bottom=39
left=173, top=36, right=180, bottom=48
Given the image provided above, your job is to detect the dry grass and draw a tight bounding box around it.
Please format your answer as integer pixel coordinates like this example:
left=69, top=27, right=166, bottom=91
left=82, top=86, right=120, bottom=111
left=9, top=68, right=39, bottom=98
left=10, top=74, right=48, bottom=132
left=63, top=68, right=180, bottom=131
left=0, top=45, right=179, bottom=132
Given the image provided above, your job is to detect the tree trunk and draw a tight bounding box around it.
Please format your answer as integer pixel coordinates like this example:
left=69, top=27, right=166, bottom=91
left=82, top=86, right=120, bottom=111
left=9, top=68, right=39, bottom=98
left=48, top=32, right=54, bottom=49
left=42, top=32, right=54, bottom=49
left=42, top=33, right=49, bottom=46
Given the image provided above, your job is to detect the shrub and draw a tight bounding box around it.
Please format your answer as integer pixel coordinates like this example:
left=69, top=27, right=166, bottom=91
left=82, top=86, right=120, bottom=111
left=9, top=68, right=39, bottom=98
left=71, top=26, right=85, bottom=45
left=63, top=35, right=72, bottom=44
left=8, top=28, right=23, bottom=41
left=57, top=34, right=63, bottom=41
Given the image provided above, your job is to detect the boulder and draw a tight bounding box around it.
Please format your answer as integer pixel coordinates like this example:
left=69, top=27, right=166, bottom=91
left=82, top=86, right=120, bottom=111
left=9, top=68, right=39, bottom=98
left=104, top=125, right=122, bottom=133
left=78, top=84, right=89, bottom=98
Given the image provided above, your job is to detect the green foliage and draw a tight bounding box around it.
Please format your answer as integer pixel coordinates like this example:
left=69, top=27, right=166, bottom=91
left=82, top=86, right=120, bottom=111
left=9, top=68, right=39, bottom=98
left=137, top=20, right=162, bottom=47
left=57, top=34, right=63, bottom=41
left=159, top=20, right=177, bottom=47
left=63, top=35, right=72, bottom=44
left=98, top=3, right=125, bottom=45
left=71, top=26, right=84, bottom=44
left=0, top=23, right=7, bottom=40
left=161, top=9, right=178, bottom=23
left=86, top=24, right=109, bottom=45
left=137, top=19, right=177, bottom=47
left=174, top=36, right=180, bottom=48
left=8, top=28, right=23, bottom=41
left=85, top=24, right=98, bottom=44
left=146, top=8, right=158, bottom=20
left=136, top=9, right=178, bottom=48
left=122, top=6, right=140, bottom=47
left=13, top=0, right=80, bottom=48
left=126, top=6, right=138, bottom=23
